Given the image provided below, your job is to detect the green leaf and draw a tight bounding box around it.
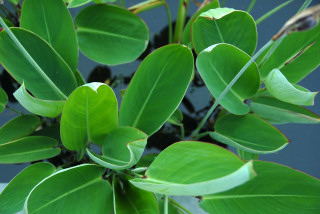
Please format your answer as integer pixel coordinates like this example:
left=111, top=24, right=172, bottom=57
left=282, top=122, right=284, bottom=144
left=87, top=126, right=147, bottom=170
left=0, top=28, right=77, bottom=100
left=66, top=0, right=92, bottom=8
left=61, top=82, right=118, bottom=150
left=33, top=124, right=61, bottom=143
left=113, top=175, right=159, bottom=214
left=75, top=4, right=149, bottom=65
left=0, top=115, right=41, bottom=145
left=130, top=141, right=256, bottom=196
left=14, top=83, right=65, bottom=118
left=181, top=0, right=219, bottom=48
left=265, top=69, right=317, bottom=106
left=237, top=149, right=259, bottom=161
left=0, top=88, right=8, bottom=113
left=192, top=8, right=257, bottom=55
left=199, top=161, right=320, bottom=214
left=8, top=0, right=20, bottom=4
left=196, top=43, right=260, bottom=115
left=74, top=69, right=86, bottom=86
left=24, top=164, right=113, bottom=214
left=0, top=136, right=60, bottom=163
left=20, top=0, right=78, bottom=71
left=0, top=163, right=56, bottom=214
left=167, top=109, right=183, bottom=126
left=259, top=23, right=320, bottom=83
left=119, top=44, right=194, bottom=135
left=251, top=96, right=320, bottom=124
left=135, top=153, right=158, bottom=168
left=210, top=114, right=288, bottom=154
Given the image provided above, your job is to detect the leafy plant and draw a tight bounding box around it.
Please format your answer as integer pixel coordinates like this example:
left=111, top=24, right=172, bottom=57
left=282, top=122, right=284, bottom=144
left=0, top=0, right=320, bottom=213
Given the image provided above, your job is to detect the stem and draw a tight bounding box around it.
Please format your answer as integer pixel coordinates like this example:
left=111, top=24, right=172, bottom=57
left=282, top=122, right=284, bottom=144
left=180, top=125, right=185, bottom=140
left=119, top=0, right=126, bottom=8
left=164, top=195, right=169, bottom=214
left=298, top=0, right=312, bottom=13
left=191, top=40, right=275, bottom=138
left=247, top=0, right=256, bottom=13
left=164, top=3, right=173, bottom=44
left=168, top=198, right=192, bottom=214
left=172, top=0, right=190, bottom=43
left=6, top=105, right=22, bottom=114
left=221, top=0, right=226, bottom=7
left=258, top=35, right=284, bottom=68
left=193, top=131, right=211, bottom=140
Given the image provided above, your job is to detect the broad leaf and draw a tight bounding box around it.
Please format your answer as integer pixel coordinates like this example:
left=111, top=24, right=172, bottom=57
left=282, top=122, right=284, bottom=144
left=20, top=0, right=78, bottom=71
left=61, top=82, right=118, bottom=150
left=192, top=8, right=257, bottom=55
left=210, top=114, right=288, bottom=154
left=87, top=127, right=147, bottom=170
left=251, top=96, right=320, bottom=124
left=0, top=88, right=8, bottom=113
left=24, top=164, right=113, bottom=214
left=182, top=0, right=219, bottom=48
left=0, top=28, right=77, bottom=100
left=75, top=4, right=149, bottom=65
left=130, top=141, right=256, bottom=196
left=119, top=44, right=194, bottom=135
left=199, top=161, right=320, bottom=214
left=196, top=43, right=260, bottom=115
left=0, top=136, right=60, bottom=163
left=14, top=83, right=65, bottom=118
left=0, top=115, right=41, bottom=145
left=113, top=175, right=159, bottom=214
left=265, top=69, right=317, bottom=106
left=0, top=163, right=56, bottom=214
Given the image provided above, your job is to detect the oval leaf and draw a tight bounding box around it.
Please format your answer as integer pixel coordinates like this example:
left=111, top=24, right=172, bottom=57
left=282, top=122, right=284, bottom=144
left=130, top=141, right=256, bottom=196
left=20, top=0, right=78, bottom=71
left=265, top=69, right=317, bottom=106
left=196, top=43, right=260, bottom=115
left=0, top=88, right=8, bottom=113
left=210, top=114, right=288, bottom=154
left=87, top=127, right=147, bottom=170
left=200, top=161, right=320, bottom=214
left=61, top=82, right=118, bottom=150
left=0, top=136, right=60, bottom=163
left=14, top=83, right=65, bottom=118
left=119, top=44, right=194, bottom=135
left=0, top=163, right=56, bottom=214
left=192, top=8, right=257, bottom=55
left=24, top=164, right=113, bottom=214
left=75, top=4, right=149, bottom=65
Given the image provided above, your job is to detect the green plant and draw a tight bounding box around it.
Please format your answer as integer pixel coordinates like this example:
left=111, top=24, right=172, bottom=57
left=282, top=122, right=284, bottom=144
left=0, top=0, right=320, bottom=213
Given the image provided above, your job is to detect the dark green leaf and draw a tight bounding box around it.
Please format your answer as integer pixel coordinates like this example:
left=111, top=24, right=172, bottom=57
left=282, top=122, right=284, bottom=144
left=0, top=88, right=8, bottom=113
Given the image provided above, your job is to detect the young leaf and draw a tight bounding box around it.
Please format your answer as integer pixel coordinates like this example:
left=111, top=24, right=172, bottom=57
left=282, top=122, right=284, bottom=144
left=61, top=82, right=118, bottom=150
left=0, top=88, right=8, bottom=113
left=24, top=164, right=113, bottom=214
left=192, top=8, right=257, bottom=55
left=20, top=0, right=79, bottom=71
left=119, top=44, right=194, bottom=135
left=0, top=136, right=60, bottom=163
left=251, top=96, right=320, bottom=124
left=210, top=114, right=288, bottom=154
left=196, top=43, right=260, bottom=115
left=87, top=127, right=147, bottom=170
left=75, top=4, right=149, bottom=65
left=167, top=108, right=183, bottom=126
left=130, top=141, right=256, bottom=196
left=265, top=69, right=317, bottom=106
left=199, top=161, right=320, bottom=214
left=14, top=83, right=65, bottom=118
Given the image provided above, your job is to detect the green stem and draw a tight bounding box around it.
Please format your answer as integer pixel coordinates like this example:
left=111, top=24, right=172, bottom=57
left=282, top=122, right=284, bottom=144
left=191, top=40, right=274, bottom=138
left=298, top=0, right=312, bottom=13
left=193, top=131, right=211, bottom=140
left=172, top=0, right=190, bottom=43
left=119, top=0, right=126, bottom=8
left=180, top=125, right=185, bottom=140
left=164, top=3, right=173, bottom=44
left=164, top=195, right=169, bottom=214
left=168, top=198, right=192, bottom=214
left=5, top=105, right=22, bottom=115
left=258, top=36, right=284, bottom=68
left=247, top=0, right=256, bottom=13
left=221, top=0, right=226, bottom=7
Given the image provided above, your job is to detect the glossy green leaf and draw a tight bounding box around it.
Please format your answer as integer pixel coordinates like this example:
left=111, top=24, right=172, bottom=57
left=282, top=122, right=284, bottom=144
left=0, top=28, right=77, bottom=100
left=181, top=0, right=219, bottom=48
left=87, top=127, right=147, bottom=170
left=192, top=8, right=257, bottom=55
left=0, top=163, right=56, bottom=214
left=259, top=23, right=320, bottom=83
left=14, top=83, right=65, bottom=118
left=0, top=136, right=60, bottom=163
left=199, top=161, right=320, bottom=214
left=24, top=164, right=113, bottom=214
left=20, top=0, right=78, bottom=71
left=75, top=4, right=149, bottom=65
left=119, top=44, right=194, bottom=135
left=113, top=175, right=159, bottom=214
left=251, top=96, right=320, bottom=124
left=66, top=0, right=91, bottom=8
left=167, top=109, right=183, bottom=126
left=196, top=43, right=260, bottom=115
left=265, top=69, right=317, bottom=106
left=61, top=82, right=118, bottom=150
left=0, top=115, right=41, bottom=145
left=210, top=114, right=288, bottom=154
left=130, top=141, right=256, bottom=196
left=74, top=69, right=86, bottom=86
left=0, top=88, right=8, bottom=113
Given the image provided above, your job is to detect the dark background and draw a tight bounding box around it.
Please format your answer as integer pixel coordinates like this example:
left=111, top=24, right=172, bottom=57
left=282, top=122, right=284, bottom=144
left=1, top=0, right=320, bottom=182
